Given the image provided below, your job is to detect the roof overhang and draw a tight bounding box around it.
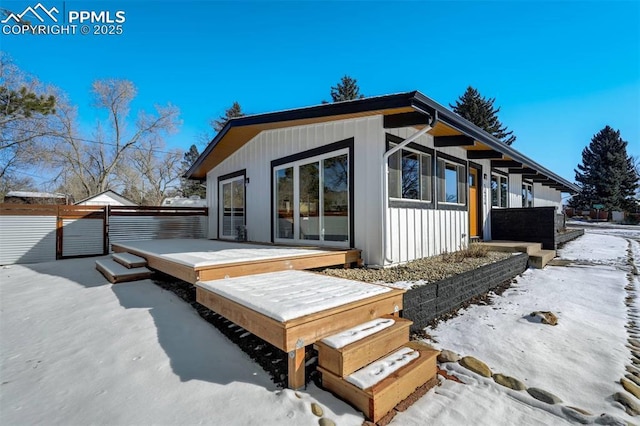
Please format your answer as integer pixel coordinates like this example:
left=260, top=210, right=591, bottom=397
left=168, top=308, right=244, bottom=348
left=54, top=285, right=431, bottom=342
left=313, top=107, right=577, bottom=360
left=187, top=91, right=579, bottom=193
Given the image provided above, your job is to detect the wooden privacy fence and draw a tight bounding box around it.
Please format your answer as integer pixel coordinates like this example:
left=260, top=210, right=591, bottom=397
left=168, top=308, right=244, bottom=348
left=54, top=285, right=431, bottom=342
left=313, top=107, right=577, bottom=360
left=0, top=204, right=208, bottom=265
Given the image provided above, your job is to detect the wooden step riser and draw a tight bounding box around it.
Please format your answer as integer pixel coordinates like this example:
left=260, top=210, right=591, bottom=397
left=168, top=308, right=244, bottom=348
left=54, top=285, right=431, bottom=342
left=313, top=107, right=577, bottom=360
left=95, top=261, right=154, bottom=284
left=112, top=253, right=148, bottom=269
left=319, top=342, right=438, bottom=423
left=316, top=317, right=412, bottom=377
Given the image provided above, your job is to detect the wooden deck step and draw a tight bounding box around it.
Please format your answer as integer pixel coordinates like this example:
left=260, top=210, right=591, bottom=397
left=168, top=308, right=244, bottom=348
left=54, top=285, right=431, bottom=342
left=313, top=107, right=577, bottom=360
left=112, top=252, right=148, bottom=269
left=95, top=259, right=153, bottom=284
left=319, top=340, right=438, bottom=423
left=529, top=249, right=556, bottom=269
left=315, top=315, right=412, bottom=377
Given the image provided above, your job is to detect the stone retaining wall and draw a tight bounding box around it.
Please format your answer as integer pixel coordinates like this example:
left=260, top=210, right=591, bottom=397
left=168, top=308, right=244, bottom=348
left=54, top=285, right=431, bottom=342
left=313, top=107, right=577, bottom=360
left=555, top=228, right=584, bottom=247
left=403, top=253, right=529, bottom=332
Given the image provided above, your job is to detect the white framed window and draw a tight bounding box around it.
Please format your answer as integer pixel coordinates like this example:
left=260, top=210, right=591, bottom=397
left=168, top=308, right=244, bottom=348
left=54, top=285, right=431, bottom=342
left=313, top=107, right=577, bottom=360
left=388, top=146, right=432, bottom=202
left=522, top=182, right=533, bottom=207
left=491, top=173, right=508, bottom=208
left=437, top=158, right=466, bottom=205
left=274, top=148, right=349, bottom=246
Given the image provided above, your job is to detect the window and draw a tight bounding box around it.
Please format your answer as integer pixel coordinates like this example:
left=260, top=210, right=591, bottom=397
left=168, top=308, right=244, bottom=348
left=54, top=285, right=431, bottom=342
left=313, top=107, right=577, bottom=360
left=388, top=146, right=432, bottom=202
left=522, top=182, right=533, bottom=207
left=491, top=173, right=508, bottom=207
left=437, top=158, right=466, bottom=205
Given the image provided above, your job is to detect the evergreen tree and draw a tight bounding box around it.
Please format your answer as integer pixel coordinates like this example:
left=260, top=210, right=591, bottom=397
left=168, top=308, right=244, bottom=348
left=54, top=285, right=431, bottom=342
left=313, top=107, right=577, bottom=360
left=571, top=126, right=638, bottom=211
left=330, top=75, right=364, bottom=102
left=0, top=86, right=56, bottom=119
left=180, top=144, right=206, bottom=198
left=450, top=86, right=516, bottom=145
left=212, top=101, right=244, bottom=132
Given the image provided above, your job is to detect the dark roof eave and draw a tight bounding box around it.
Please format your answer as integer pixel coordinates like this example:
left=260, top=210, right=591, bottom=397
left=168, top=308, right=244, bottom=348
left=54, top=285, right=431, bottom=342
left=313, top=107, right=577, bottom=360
left=187, top=91, right=579, bottom=193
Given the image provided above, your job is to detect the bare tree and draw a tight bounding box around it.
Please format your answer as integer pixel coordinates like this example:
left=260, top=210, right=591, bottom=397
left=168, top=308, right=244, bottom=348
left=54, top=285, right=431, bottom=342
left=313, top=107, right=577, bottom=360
left=0, top=53, right=57, bottom=196
left=49, top=79, right=181, bottom=200
left=124, top=140, right=182, bottom=205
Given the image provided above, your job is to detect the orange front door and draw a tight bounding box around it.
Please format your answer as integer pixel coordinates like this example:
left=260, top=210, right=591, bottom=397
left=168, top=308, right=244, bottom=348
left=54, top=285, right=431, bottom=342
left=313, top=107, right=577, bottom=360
left=469, top=168, right=479, bottom=237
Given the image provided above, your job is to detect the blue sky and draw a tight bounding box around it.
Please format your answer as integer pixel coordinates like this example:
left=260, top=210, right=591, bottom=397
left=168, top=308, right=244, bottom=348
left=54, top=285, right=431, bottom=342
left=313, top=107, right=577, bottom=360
left=2, top=0, right=639, bottom=185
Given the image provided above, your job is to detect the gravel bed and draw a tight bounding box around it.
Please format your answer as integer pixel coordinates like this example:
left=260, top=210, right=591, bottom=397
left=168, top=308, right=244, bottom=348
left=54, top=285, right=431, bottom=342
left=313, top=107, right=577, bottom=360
left=321, top=251, right=512, bottom=288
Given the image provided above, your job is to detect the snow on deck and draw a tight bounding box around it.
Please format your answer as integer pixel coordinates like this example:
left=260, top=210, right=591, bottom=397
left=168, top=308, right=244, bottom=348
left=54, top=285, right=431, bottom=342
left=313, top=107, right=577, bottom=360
left=113, top=239, right=331, bottom=268
left=196, top=270, right=391, bottom=322
left=346, top=347, right=419, bottom=390
left=321, top=318, right=395, bottom=349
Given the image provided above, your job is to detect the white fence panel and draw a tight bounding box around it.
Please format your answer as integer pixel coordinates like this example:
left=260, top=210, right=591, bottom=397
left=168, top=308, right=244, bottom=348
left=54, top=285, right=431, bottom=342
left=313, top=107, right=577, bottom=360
left=109, top=215, right=208, bottom=246
left=0, top=215, right=56, bottom=264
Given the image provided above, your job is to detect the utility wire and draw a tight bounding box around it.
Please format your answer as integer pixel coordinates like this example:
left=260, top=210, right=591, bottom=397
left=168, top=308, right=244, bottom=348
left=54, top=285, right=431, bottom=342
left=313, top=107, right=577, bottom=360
left=1, top=125, right=186, bottom=155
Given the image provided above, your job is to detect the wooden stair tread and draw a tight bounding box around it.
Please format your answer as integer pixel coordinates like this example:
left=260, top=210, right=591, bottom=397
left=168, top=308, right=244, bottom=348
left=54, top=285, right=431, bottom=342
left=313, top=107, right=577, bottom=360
left=96, top=259, right=153, bottom=284
left=316, top=315, right=412, bottom=377
left=112, top=252, right=148, bottom=269
left=319, top=340, right=438, bottom=423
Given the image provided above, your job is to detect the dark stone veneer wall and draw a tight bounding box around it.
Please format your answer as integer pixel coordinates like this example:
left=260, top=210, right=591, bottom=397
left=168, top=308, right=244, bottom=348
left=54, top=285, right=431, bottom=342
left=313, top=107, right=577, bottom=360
left=403, top=253, right=529, bottom=332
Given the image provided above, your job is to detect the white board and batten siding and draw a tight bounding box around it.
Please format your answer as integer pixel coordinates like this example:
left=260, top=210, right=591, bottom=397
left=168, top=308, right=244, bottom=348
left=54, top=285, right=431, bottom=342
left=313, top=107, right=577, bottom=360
left=384, top=128, right=470, bottom=264
left=533, top=183, right=562, bottom=210
left=0, top=215, right=56, bottom=264
left=207, top=116, right=385, bottom=266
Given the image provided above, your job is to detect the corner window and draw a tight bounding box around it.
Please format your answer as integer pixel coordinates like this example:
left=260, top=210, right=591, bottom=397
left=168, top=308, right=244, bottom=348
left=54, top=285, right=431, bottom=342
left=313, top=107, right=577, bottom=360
left=522, top=182, right=533, bottom=207
left=437, top=159, right=466, bottom=205
left=491, top=173, right=508, bottom=208
left=388, top=146, right=432, bottom=202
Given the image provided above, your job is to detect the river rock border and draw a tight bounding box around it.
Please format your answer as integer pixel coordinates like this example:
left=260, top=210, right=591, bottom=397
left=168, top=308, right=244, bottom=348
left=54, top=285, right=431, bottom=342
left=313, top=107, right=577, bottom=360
left=403, top=253, right=529, bottom=332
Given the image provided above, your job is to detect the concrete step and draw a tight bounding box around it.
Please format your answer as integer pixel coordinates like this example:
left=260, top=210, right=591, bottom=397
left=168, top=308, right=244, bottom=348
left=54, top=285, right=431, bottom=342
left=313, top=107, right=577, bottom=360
left=315, top=315, right=412, bottom=377
left=112, top=252, right=147, bottom=269
left=96, top=259, right=153, bottom=284
left=480, top=240, right=543, bottom=255
left=529, top=249, right=556, bottom=269
left=319, top=341, right=438, bottom=423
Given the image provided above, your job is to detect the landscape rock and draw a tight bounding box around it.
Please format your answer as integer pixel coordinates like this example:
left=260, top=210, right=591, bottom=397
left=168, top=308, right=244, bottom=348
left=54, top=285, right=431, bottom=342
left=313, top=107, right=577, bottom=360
left=613, top=391, right=640, bottom=416
left=621, top=378, right=640, bottom=399
left=626, top=373, right=640, bottom=387
left=627, top=365, right=640, bottom=377
left=459, top=356, right=492, bottom=377
left=437, top=350, right=460, bottom=363
left=311, top=403, right=323, bottom=417
left=530, top=311, right=558, bottom=326
left=561, top=406, right=591, bottom=424
left=566, top=406, right=592, bottom=415
left=318, top=418, right=335, bottom=426
left=527, top=387, right=562, bottom=404
left=493, top=373, right=526, bottom=391
left=630, top=338, right=640, bottom=348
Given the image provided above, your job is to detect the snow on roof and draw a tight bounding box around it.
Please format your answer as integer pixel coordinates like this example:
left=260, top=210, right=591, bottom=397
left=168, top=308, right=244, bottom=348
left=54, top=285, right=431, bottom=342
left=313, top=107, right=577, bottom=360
left=197, top=270, right=391, bottom=322
left=6, top=191, right=66, bottom=198
left=161, top=196, right=207, bottom=207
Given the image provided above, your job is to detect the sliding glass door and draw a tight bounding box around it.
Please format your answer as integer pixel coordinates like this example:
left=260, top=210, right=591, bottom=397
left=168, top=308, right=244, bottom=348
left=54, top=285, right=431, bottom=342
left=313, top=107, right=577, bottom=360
left=274, top=149, right=349, bottom=246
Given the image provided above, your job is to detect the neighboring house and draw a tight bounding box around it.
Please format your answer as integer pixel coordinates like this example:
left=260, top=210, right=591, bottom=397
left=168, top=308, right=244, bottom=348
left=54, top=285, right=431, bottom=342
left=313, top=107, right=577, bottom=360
left=186, top=91, right=578, bottom=266
left=161, top=196, right=207, bottom=207
left=3, top=191, right=70, bottom=205
left=75, top=190, right=137, bottom=206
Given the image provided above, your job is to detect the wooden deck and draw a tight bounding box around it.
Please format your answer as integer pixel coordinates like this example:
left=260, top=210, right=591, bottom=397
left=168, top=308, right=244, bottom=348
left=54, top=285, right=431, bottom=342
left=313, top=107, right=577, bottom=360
left=111, top=239, right=361, bottom=284
left=195, top=272, right=405, bottom=389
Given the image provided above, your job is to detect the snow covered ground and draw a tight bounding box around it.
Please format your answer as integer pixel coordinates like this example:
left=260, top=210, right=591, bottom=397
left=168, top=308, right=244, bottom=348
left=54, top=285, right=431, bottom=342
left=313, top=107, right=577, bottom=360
left=1, top=225, right=638, bottom=425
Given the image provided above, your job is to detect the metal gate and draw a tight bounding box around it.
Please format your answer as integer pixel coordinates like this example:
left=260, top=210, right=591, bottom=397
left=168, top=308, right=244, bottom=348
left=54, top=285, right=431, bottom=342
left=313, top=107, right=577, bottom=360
left=57, top=206, right=107, bottom=258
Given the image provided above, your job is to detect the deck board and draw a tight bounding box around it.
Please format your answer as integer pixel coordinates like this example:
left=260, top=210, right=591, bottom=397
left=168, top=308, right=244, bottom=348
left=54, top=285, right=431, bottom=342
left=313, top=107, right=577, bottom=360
left=111, top=239, right=361, bottom=284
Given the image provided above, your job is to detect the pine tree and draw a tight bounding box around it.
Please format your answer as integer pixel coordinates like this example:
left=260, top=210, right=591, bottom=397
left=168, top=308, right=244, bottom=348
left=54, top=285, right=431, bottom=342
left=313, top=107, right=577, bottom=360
left=329, top=75, right=364, bottom=102
left=180, top=144, right=206, bottom=198
left=571, top=126, right=638, bottom=211
left=450, top=86, right=516, bottom=145
left=212, top=101, right=244, bottom=132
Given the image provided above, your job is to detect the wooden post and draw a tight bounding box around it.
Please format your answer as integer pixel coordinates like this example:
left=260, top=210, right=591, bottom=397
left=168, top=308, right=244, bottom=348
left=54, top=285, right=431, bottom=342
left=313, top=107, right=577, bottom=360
left=287, top=347, right=305, bottom=390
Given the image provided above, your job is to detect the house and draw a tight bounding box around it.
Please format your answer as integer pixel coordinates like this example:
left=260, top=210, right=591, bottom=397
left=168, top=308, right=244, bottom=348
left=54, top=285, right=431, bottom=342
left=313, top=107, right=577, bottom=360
left=74, top=190, right=137, bottom=206
left=3, top=191, right=70, bottom=205
left=161, top=195, right=207, bottom=207
left=186, top=91, right=578, bottom=267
